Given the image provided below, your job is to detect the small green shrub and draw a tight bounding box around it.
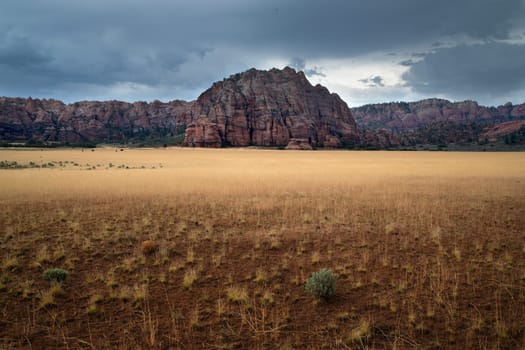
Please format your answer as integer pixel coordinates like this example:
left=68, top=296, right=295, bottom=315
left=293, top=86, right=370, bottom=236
left=305, top=268, right=337, bottom=299
left=43, top=268, right=69, bottom=283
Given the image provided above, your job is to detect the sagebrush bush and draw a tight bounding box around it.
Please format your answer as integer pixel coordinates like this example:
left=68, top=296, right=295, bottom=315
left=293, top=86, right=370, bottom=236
left=43, top=268, right=69, bottom=283
left=305, top=268, right=337, bottom=299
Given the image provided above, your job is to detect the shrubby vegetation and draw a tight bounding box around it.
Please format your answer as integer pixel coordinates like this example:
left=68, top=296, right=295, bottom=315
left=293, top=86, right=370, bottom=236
left=43, top=268, right=69, bottom=283
left=305, top=268, right=338, bottom=300
left=0, top=149, right=523, bottom=348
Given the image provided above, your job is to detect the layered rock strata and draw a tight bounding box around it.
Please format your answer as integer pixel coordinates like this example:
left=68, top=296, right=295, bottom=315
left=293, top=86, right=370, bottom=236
left=183, top=67, right=360, bottom=148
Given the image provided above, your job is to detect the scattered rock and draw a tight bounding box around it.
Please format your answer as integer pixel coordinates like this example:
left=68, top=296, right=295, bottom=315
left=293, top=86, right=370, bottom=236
left=285, top=138, right=313, bottom=150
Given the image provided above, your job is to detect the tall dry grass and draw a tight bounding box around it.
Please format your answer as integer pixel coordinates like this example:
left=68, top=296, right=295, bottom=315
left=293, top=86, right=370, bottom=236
left=0, top=148, right=524, bottom=349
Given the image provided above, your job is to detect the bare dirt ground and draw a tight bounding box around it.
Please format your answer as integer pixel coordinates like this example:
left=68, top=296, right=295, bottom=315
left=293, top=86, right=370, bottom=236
left=0, top=148, right=524, bottom=349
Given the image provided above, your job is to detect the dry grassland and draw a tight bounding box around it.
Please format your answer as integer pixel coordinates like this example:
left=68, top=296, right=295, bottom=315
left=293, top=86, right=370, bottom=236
left=0, top=148, right=524, bottom=349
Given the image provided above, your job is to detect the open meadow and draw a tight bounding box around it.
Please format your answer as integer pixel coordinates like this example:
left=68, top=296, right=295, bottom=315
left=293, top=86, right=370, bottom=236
left=0, top=148, right=524, bottom=349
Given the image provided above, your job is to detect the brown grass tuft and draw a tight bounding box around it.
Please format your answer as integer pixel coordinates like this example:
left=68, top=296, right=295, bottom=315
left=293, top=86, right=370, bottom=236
left=141, top=240, right=158, bottom=255
left=0, top=148, right=523, bottom=349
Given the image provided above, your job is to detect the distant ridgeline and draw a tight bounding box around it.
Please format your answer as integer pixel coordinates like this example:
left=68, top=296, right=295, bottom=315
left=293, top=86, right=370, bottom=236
left=1, top=68, right=524, bottom=150
left=351, top=99, right=525, bottom=150
left=0, top=97, right=191, bottom=148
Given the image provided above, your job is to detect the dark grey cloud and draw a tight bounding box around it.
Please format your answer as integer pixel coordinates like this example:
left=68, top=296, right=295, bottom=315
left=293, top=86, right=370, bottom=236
left=289, top=57, right=307, bottom=71
left=304, top=68, right=326, bottom=78
left=252, top=0, right=525, bottom=56
left=402, top=42, right=525, bottom=104
left=399, top=60, right=415, bottom=67
left=359, top=76, right=385, bottom=88
left=289, top=58, right=325, bottom=78
left=0, top=32, right=53, bottom=68
left=0, top=0, right=524, bottom=103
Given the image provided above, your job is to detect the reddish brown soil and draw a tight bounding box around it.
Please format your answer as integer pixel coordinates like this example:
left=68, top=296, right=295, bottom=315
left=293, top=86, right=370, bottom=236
left=1, top=185, right=524, bottom=349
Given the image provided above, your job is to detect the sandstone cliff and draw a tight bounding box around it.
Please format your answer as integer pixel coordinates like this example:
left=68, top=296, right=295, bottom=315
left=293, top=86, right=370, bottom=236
left=481, top=120, right=525, bottom=143
left=0, top=67, right=360, bottom=148
left=183, top=67, right=360, bottom=148
left=0, top=97, right=192, bottom=144
left=1, top=68, right=525, bottom=149
left=351, top=99, right=525, bottom=132
left=351, top=99, right=525, bottom=147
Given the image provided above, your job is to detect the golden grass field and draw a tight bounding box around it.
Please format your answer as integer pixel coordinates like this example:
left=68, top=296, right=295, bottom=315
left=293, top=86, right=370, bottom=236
left=0, top=148, right=524, bottom=349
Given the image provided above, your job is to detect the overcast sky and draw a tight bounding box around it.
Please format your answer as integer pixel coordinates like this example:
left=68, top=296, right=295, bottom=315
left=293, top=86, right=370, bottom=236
left=1, top=0, right=525, bottom=107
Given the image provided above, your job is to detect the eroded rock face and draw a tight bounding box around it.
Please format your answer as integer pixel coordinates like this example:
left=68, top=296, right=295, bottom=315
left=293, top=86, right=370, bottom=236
left=0, top=68, right=360, bottom=148
left=183, top=67, right=360, bottom=148
left=481, top=120, right=525, bottom=142
left=0, top=97, right=192, bottom=143
left=351, top=99, right=525, bottom=132
left=285, top=138, right=313, bottom=150
left=351, top=99, right=525, bottom=146
left=2, top=69, right=524, bottom=148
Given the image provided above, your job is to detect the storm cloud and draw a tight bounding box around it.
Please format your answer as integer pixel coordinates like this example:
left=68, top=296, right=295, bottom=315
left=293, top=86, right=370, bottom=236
left=359, top=76, right=385, bottom=88
left=1, top=0, right=524, bottom=105
left=402, top=43, right=525, bottom=104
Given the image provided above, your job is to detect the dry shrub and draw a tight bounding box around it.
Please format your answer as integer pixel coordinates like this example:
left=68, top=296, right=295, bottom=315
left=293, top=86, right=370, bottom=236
left=141, top=240, right=158, bottom=255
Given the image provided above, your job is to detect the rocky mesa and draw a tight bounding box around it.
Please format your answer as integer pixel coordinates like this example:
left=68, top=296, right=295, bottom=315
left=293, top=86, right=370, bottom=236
left=351, top=99, right=525, bottom=146
left=183, top=67, right=360, bottom=148
left=0, top=67, right=361, bottom=149
left=0, top=97, right=192, bottom=144
left=351, top=99, right=525, bottom=133
left=1, top=67, right=524, bottom=149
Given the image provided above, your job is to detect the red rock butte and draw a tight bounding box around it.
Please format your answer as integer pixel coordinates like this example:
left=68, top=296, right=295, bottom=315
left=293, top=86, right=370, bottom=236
left=0, top=67, right=524, bottom=148
left=183, top=67, right=360, bottom=148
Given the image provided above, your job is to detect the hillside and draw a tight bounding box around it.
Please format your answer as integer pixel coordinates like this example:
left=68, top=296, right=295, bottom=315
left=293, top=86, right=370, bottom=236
left=183, top=67, right=360, bottom=148
left=1, top=68, right=524, bottom=149
left=351, top=99, right=525, bottom=148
